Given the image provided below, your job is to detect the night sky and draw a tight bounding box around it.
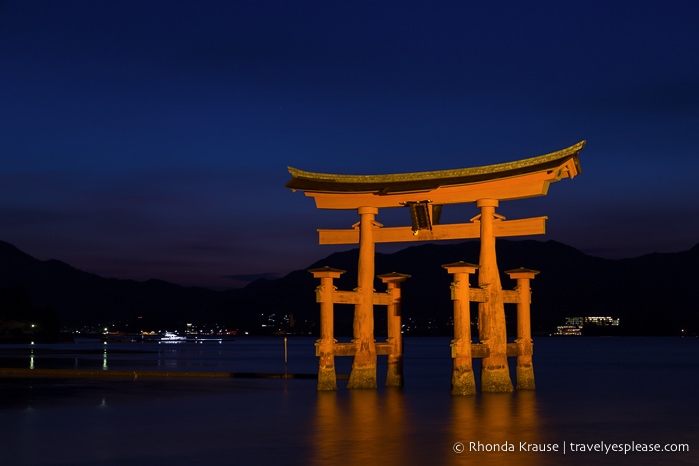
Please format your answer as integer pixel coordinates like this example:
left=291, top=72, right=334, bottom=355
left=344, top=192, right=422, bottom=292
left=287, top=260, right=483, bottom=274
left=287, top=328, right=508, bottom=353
left=2, top=1, right=698, bottom=289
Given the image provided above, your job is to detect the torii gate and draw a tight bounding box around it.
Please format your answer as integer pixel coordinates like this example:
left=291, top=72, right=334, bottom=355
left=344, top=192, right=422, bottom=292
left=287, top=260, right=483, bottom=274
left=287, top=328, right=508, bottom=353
left=286, top=141, right=584, bottom=393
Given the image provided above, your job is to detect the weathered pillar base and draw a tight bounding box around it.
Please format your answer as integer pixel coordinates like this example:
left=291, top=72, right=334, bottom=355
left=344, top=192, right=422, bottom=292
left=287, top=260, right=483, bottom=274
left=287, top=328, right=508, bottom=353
left=318, top=366, right=338, bottom=391
left=316, top=336, right=338, bottom=391
left=386, top=358, right=403, bottom=387
left=481, top=365, right=514, bottom=393
left=348, top=338, right=377, bottom=388
left=451, top=367, right=477, bottom=395
left=347, top=366, right=377, bottom=389
left=516, top=364, right=535, bottom=390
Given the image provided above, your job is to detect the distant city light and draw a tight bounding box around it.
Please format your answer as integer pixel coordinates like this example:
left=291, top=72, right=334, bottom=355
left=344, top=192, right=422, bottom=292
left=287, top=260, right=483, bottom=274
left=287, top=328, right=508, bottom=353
left=554, top=316, right=620, bottom=336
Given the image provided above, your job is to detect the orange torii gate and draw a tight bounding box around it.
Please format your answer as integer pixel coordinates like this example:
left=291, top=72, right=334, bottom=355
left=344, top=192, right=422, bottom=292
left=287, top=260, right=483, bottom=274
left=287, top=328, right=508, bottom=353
left=286, top=141, right=584, bottom=393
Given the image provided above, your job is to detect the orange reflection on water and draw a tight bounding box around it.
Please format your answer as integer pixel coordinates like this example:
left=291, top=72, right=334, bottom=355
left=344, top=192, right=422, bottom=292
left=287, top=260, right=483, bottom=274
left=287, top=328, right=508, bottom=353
left=310, top=389, right=542, bottom=465
left=310, top=389, right=406, bottom=465
left=448, top=391, right=542, bottom=466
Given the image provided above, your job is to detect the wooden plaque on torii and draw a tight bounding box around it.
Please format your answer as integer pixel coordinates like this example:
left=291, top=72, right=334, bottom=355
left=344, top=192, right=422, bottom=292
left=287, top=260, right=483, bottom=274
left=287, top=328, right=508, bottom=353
left=287, top=141, right=584, bottom=393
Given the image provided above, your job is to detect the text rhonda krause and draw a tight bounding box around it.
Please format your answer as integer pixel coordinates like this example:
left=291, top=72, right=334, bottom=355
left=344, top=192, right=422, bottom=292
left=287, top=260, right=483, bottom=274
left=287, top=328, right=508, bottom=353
left=468, top=441, right=689, bottom=454
left=469, top=442, right=558, bottom=452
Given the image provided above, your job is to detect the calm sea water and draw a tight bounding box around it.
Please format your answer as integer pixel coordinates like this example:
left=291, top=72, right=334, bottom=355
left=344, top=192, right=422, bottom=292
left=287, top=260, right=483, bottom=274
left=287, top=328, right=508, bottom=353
left=0, top=337, right=697, bottom=465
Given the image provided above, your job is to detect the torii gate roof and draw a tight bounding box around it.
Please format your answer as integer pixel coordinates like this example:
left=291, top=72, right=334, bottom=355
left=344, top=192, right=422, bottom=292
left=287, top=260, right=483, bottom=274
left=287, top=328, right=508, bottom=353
left=287, top=140, right=584, bottom=209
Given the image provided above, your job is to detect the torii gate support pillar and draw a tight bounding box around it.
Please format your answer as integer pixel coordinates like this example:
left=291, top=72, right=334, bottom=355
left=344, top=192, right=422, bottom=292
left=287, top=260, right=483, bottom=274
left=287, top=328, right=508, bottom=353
left=443, top=262, right=479, bottom=395
left=309, top=266, right=345, bottom=391
left=378, top=272, right=410, bottom=387
left=507, top=268, right=539, bottom=390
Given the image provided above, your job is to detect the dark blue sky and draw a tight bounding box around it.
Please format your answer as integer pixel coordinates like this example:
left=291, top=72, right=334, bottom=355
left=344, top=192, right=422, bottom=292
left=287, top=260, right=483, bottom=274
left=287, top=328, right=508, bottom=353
left=2, top=1, right=698, bottom=288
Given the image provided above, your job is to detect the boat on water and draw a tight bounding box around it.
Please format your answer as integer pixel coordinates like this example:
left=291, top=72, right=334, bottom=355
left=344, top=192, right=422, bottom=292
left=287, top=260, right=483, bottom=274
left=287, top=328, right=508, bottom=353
left=144, top=332, right=226, bottom=344
left=159, top=332, right=187, bottom=343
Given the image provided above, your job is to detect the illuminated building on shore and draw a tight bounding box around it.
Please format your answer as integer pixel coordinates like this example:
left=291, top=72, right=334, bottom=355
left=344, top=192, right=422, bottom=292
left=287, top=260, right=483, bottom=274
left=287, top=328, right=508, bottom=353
left=555, top=316, right=620, bottom=336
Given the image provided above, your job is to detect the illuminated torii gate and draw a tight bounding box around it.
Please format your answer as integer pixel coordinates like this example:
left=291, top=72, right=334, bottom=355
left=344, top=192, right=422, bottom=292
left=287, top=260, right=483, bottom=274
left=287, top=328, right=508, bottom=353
left=287, top=141, right=584, bottom=392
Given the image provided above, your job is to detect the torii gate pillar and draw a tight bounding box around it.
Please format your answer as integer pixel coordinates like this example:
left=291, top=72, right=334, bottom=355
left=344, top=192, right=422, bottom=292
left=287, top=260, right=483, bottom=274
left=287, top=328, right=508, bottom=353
left=443, top=262, right=479, bottom=395
left=379, top=272, right=410, bottom=387
left=507, top=267, right=539, bottom=390
left=309, top=266, right=345, bottom=391
left=477, top=199, right=514, bottom=392
left=347, top=206, right=379, bottom=389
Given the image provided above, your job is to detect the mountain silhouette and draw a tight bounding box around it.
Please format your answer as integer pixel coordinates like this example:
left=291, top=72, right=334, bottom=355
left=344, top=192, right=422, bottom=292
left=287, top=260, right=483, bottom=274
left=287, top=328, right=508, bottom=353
left=1, top=239, right=697, bottom=336
left=0, top=240, right=236, bottom=329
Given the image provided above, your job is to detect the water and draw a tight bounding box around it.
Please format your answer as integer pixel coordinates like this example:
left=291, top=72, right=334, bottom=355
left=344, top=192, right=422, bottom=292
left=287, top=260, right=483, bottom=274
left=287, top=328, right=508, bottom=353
left=0, top=337, right=697, bottom=465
